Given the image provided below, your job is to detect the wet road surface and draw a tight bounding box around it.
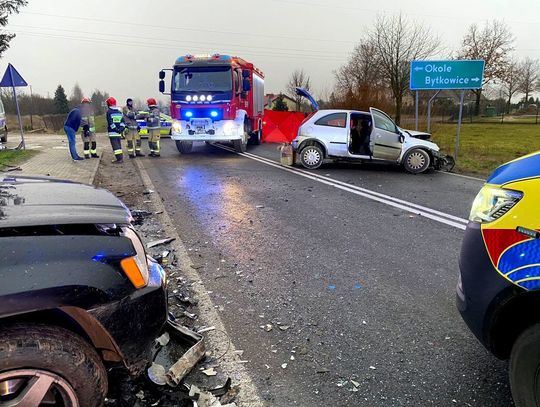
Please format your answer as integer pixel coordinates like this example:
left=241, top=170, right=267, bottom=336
left=140, top=140, right=511, bottom=406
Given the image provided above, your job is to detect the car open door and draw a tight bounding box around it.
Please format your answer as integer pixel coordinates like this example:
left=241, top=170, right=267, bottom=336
left=295, top=87, right=319, bottom=111
left=369, top=108, right=402, bottom=161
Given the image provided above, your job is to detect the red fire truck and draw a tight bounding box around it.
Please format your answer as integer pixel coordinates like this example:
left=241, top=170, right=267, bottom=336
left=159, top=54, right=264, bottom=153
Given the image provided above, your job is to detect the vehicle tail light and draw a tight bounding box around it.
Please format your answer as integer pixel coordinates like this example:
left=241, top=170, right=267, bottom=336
left=121, top=257, right=148, bottom=288
left=122, top=228, right=150, bottom=288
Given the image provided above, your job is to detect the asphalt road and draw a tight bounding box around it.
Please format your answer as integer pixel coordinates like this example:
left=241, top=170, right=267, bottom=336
left=141, top=140, right=512, bottom=406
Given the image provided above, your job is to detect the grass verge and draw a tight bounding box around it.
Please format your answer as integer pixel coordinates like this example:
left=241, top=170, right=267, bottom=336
left=0, top=149, right=38, bottom=167
left=430, top=123, right=540, bottom=176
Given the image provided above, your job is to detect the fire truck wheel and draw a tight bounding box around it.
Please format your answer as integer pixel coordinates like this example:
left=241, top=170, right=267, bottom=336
left=250, top=123, right=262, bottom=145
left=233, top=138, right=247, bottom=153
left=176, top=140, right=193, bottom=154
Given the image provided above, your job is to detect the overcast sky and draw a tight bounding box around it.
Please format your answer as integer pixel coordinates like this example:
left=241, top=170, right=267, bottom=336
left=2, top=0, right=540, bottom=104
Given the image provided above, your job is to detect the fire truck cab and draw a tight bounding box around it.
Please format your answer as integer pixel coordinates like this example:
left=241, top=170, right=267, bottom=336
left=159, top=54, right=264, bottom=153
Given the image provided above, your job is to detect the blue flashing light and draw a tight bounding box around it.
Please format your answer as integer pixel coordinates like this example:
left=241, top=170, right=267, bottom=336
left=210, top=110, right=218, bottom=118
left=185, top=111, right=193, bottom=118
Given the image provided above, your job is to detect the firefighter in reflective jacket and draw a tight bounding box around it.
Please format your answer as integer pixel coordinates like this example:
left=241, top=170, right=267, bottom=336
left=122, top=98, right=144, bottom=158
left=146, top=98, right=161, bottom=157
left=106, top=97, right=126, bottom=163
left=80, top=97, right=99, bottom=159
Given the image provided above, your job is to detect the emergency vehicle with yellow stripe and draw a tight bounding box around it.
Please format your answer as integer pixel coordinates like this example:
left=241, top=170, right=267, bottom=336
left=457, top=151, right=540, bottom=406
left=158, top=54, right=264, bottom=154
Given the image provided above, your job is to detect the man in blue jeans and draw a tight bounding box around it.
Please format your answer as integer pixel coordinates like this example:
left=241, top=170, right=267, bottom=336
left=64, top=105, right=84, bottom=161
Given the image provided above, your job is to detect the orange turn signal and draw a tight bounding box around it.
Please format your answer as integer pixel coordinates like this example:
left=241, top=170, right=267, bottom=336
left=120, top=257, right=147, bottom=289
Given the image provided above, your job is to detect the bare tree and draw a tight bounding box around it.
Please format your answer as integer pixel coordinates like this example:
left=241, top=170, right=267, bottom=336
left=500, top=59, right=522, bottom=114
left=459, top=20, right=514, bottom=115
left=369, top=13, right=439, bottom=125
left=286, top=69, right=311, bottom=111
left=518, top=57, right=540, bottom=106
left=69, top=83, right=84, bottom=108
left=334, top=39, right=387, bottom=110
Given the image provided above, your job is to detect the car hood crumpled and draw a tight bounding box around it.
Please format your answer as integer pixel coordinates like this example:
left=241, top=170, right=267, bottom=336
left=0, top=176, right=131, bottom=228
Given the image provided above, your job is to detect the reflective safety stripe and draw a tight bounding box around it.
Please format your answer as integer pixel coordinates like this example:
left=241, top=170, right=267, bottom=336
left=114, top=149, right=123, bottom=155
left=155, top=141, right=160, bottom=152
left=127, top=149, right=134, bottom=153
left=108, top=132, right=121, bottom=137
left=90, top=149, right=97, bottom=154
left=83, top=150, right=90, bottom=154
left=90, top=127, right=96, bottom=132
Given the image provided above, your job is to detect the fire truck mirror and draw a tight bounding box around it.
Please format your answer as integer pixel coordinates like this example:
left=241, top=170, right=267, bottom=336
left=159, top=80, right=165, bottom=93
left=243, top=78, right=251, bottom=92
left=159, top=70, right=166, bottom=80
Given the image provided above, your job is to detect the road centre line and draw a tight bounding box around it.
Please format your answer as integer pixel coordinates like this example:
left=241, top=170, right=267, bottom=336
left=215, top=144, right=468, bottom=230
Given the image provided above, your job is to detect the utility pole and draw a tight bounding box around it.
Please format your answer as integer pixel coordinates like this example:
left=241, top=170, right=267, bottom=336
left=29, top=85, right=34, bottom=130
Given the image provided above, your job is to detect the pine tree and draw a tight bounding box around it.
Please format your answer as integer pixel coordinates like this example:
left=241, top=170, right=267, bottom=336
left=273, top=94, right=289, bottom=111
left=54, top=85, right=69, bottom=114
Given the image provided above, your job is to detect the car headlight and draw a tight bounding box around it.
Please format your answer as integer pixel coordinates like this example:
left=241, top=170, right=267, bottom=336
left=223, top=122, right=235, bottom=136
left=172, top=120, right=182, bottom=133
left=469, top=185, right=523, bottom=224
left=121, top=227, right=149, bottom=288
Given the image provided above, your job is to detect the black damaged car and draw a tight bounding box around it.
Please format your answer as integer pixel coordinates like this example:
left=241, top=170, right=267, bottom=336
left=0, top=176, right=168, bottom=407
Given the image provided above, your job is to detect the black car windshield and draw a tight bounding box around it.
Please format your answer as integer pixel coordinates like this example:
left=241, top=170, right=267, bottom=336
left=173, top=67, right=232, bottom=92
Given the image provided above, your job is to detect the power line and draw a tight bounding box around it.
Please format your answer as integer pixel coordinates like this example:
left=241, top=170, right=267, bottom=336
left=12, top=30, right=349, bottom=62
left=9, top=24, right=350, bottom=57
left=20, top=10, right=358, bottom=45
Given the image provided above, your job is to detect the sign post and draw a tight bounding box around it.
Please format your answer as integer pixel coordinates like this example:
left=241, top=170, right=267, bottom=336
left=0, top=63, right=29, bottom=149
left=410, top=60, right=485, bottom=164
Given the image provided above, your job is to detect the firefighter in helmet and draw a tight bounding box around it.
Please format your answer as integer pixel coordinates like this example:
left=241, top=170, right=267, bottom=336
left=146, top=98, right=161, bottom=157
left=80, top=97, right=99, bottom=159
left=106, top=96, right=126, bottom=163
left=123, top=98, right=144, bottom=158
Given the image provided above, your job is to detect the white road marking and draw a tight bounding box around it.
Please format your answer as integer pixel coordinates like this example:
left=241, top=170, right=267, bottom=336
left=216, top=144, right=468, bottom=230
left=435, top=170, right=485, bottom=182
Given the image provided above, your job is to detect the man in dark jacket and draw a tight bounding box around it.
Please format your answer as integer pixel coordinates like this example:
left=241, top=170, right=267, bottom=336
left=63, top=105, right=84, bottom=161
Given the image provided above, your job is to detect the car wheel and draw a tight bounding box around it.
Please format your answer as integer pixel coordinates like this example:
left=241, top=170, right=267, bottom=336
left=403, top=149, right=430, bottom=174
left=299, top=144, right=324, bottom=169
left=0, top=324, right=107, bottom=407
left=510, top=323, right=540, bottom=407
left=176, top=140, right=193, bottom=154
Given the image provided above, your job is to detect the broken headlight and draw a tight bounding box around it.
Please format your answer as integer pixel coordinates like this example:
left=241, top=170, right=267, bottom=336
left=469, top=185, right=523, bottom=224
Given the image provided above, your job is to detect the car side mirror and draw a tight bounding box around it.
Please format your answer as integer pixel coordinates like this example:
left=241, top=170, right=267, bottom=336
left=243, top=78, right=251, bottom=92
left=159, top=70, right=166, bottom=79
left=159, top=80, right=165, bottom=93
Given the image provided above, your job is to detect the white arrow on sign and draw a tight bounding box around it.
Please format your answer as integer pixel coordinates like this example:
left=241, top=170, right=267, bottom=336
left=471, top=77, right=480, bottom=82
left=414, top=66, right=424, bottom=71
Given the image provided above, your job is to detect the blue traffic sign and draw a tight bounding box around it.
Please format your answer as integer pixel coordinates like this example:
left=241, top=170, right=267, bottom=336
left=0, top=63, right=28, bottom=88
left=410, top=60, right=485, bottom=91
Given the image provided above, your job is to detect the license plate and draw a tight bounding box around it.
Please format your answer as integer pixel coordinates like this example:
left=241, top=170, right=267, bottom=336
left=193, top=120, right=206, bottom=127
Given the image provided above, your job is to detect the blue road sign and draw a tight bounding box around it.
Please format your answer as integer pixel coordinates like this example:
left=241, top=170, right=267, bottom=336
left=0, top=63, right=28, bottom=88
left=410, top=60, right=485, bottom=91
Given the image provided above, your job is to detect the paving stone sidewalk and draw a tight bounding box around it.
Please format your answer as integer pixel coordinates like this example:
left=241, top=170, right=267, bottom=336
left=3, top=133, right=108, bottom=185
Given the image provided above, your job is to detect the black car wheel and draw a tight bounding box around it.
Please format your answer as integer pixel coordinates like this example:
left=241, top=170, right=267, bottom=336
left=299, top=144, right=324, bottom=169
left=176, top=140, right=193, bottom=154
left=510, top=323, right=540, bottom=407
left=0, top=324, right=107, bottom=407
left=403, top=148, right=430, bottom=174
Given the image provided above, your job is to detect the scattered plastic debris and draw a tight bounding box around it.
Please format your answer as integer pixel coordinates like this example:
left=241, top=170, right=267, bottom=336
left=146, top=237, right=176, bottom=249
left=202, top=367, right=218, bottom=377
left=278, top=325, right=290, bottom=331
left=369, top=366, right=376, bottom=370
left=350, top=380, right=360, bottom=388
left=147, top=363, right=167, bottom=386
left=255, top=205, right=264, bottom=209
left=198, top=326, right=216, bottom=334
left=281, top=363, right=288, bottom=369
left=155, top=332, right=170, bottom=347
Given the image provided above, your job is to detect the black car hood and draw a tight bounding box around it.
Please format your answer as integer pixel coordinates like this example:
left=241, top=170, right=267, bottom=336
left=0, top=176, right=131, bottom=228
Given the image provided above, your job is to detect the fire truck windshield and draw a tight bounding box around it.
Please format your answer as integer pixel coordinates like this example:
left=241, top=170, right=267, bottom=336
left=173, top=67, right=232, bottom=93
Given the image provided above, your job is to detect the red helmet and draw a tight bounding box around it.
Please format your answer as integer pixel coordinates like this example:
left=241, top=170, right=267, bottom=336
left=81, top=97, right=91, bottom=104
left=106, top=96, right=117, bottom=107
left=147, top=98, right=157, bottom=107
